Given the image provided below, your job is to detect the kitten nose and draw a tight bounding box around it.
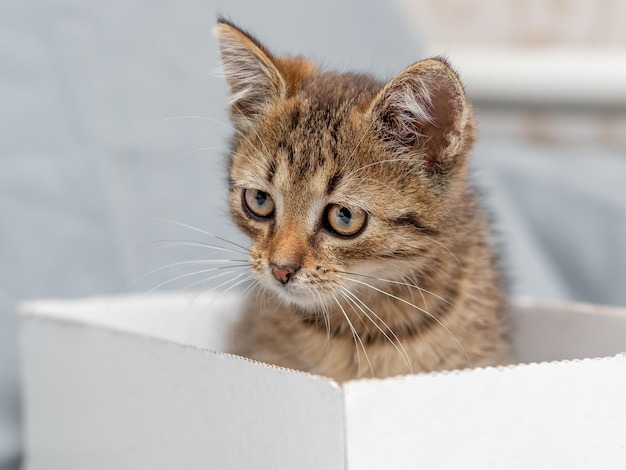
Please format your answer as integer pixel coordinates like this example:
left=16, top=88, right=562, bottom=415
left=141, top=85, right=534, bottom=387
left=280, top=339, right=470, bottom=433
left=270, top=262, right=300, bottom=285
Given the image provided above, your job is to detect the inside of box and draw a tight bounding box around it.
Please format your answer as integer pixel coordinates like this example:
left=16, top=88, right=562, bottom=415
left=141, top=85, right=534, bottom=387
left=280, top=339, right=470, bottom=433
left=509, top=299, right=626, bottom=363
left=22, top=292, right=243, bottom=352
left=22, top=294, right=626, bottom=365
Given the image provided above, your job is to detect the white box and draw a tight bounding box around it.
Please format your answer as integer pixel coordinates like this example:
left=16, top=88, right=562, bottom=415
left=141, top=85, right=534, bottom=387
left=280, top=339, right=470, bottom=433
left=19, top=293, right=626, bottom=469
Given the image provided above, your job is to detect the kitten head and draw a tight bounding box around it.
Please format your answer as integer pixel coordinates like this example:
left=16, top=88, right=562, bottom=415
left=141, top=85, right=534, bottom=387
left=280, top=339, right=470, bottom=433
left=215, top=19, right=475, bottom=311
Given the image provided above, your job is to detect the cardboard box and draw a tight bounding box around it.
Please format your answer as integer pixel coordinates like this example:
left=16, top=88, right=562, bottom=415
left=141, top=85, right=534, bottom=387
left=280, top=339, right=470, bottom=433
left=19, top=293, right=626, bottom=469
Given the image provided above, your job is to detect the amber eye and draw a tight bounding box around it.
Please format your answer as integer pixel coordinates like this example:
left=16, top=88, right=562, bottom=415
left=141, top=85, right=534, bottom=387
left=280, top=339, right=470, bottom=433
left=325, top=204, right=367, bottom=237
left=243, top=189, right=275, bottom=218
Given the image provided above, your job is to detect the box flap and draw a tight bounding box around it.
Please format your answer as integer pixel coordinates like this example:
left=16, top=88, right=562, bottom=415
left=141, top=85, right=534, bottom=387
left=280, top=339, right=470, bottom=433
left=344, top=355, right=626, bottom=470
left=20, top=292, right=245, bottom=352
left=21, top=316, right=345, bottom=470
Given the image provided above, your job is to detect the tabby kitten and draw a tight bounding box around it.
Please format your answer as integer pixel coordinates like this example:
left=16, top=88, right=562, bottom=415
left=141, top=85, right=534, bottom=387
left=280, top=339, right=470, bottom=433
left=214, top=19, right=509, bottom=382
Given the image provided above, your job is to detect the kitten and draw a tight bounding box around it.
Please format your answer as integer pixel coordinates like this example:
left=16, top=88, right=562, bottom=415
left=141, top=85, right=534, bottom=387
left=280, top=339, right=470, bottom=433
left=214, top=19, right=509, bottom=382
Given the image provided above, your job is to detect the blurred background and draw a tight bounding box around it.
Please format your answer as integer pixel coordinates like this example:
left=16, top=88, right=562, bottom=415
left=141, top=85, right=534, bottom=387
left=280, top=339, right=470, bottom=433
left=1, top=0, right=625, bottom=467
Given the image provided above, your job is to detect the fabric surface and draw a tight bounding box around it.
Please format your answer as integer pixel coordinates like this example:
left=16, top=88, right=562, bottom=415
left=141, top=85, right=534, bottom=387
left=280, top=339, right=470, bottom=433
left=1, top=1, right=625, bottom=468
left=474, top=138, right=626, bottom=306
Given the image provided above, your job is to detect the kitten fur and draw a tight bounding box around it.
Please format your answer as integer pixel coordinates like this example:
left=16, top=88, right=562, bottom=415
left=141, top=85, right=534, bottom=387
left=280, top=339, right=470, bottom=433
left=214, top=19, right=509, bottom=382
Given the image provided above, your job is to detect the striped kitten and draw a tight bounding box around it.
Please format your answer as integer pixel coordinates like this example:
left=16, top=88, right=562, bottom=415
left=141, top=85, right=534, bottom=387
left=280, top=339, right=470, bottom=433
left=215, top=19, right=509, bottom=382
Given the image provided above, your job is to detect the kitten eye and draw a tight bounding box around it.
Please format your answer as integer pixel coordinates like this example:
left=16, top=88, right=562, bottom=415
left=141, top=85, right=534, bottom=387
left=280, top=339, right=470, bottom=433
left=325, top=204, right=367, bottom=237
left=243, top=189, right=275, bottom=218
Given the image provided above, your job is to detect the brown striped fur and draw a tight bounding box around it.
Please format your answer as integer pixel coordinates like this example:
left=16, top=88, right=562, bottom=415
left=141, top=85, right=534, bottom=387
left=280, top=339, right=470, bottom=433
left=215, top=19, right=509, bottom=382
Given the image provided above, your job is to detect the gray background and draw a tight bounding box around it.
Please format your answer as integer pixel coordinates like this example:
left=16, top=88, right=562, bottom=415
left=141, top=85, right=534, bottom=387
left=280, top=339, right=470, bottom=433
left=2, top=0, right=625, bottom=467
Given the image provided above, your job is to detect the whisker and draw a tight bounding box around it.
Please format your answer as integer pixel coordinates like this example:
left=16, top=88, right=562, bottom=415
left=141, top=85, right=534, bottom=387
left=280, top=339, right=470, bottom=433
left=145, top=265, right=249, bottom=294
left=345, top=156, right=417, bottom=179
left=186, top=272, right=253, bottom=309
left=344, top=277, right=471, bottom=367
left=182, top=268, right=249, bottom=292
left=423, top=237, right=464, bottom=272
left=397, top=271, right=418, bottom=305
left=318, top=291, right=331, bottom=347
left=230, top=104, right=273, bottom=158
left=172, top=146, right=231, bottom=160
left=162, top=115, right=266, bottom=160
left=340, top=118, right=376, bottom=175
left=205, top=274, right=254, bottom=299
left=347, top=174, right=405, bottom=200
left=162, top=115, right=220, bottom=123
left=134, top=236, right=248, bottom=273
left=340, top=287, right=413, bottom=373
left=143, top=217, right=251, bottom=254
left=254, top=280, right=264, bottom=306
left=332, top=294, right=373, bottom=377
left=239, top=278, right=260, bottom=300
left=221, top=273, right=253, bottom=293
left=130, top=258, right=248, bottom=288
left=340, top=290, right=373, bottom=336
left=336, top=270, right=453, bottom=307
left=306, top=290, right=332, bottom=359
left=311, top=290, right=331, bottom=351
left=139, top=239, right=249, bottom=258
left=398, top=271, right=433, bottom=315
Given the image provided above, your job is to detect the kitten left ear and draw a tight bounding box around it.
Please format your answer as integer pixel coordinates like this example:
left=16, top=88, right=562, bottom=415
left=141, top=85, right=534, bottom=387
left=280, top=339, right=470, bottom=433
left=214, top=19, right=317, bottom=133
left=214, top=19, right=285, bottom=131
left=369, top=58, right=473, bottom=176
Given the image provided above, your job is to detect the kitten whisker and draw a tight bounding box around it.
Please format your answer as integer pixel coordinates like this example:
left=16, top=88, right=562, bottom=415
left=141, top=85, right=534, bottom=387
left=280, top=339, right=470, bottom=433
left=183, top=268, right=251, bottom=292
left=130, top=258, right=248, bottom=289
left=340, top=290, right=372, bottom=336
left=230, top=105, right=273, bottom=159
left=209, top=274, right=254, bottom=299
left=306, top=291, right=331, bottom=359
left=340, top=118, right=376, bottom=175
left=340, top=287, right=413, bottom=374
left=254, top=280, right=264, bottom=306
left=189, top=273, right=253, bottom=309
left=422, top=237, right=464, bottom=272
left=143, top=217, right=251, bottom=254
left=140, top=239, right=249, bottom=258
left=146, top=265, right=249, bottom=294
left=331, top=294, right=373, bottom=378
left=162, top=115, right=219, bottom=123
left=135, top=238, right=247, bottom=272
left=397, top=271, right=418, bottom=306
left=399, top=272, right=434, bottom=323
left=344, top=277, right=472, bottom=368
left=336, top=270, right=453, bottom=307
left=239, top=278, right=260, bottom=300
left=170, top=146, right=229, bottom=160
left=345, top=157, right=417, bottom=179
left=162, top=115, right=267, bottom=161
left=186, top=272, right=252, bottom=303
left=348, top=174, right=405, bottom=200
left=314, top=290, right=332, bottom=349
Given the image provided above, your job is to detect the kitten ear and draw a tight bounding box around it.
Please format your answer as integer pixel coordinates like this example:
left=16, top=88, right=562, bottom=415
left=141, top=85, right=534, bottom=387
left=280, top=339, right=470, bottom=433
left=370, top=58, right=473, bottom=177
left=214, top=19, right=287, bottom=131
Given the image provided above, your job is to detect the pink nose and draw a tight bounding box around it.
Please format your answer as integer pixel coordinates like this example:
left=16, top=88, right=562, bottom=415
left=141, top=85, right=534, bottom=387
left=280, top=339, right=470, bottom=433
left=270, top=262, right=300, bottom=285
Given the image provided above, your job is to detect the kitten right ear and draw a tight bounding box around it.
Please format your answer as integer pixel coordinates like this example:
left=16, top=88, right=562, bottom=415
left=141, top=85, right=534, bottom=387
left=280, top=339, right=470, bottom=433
left=214, top=19, right=286, bottom=131
left=369, top=58, right=473, bottom=178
